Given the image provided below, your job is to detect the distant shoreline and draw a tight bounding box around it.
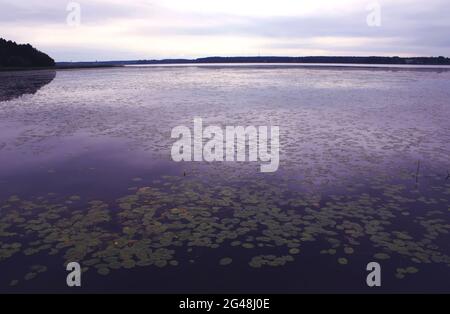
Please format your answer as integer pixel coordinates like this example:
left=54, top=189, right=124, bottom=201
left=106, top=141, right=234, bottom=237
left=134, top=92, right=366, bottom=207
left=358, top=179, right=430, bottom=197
left=57, top=56, right=450, bottom=67
left=3, top=55, right=450, bottom=72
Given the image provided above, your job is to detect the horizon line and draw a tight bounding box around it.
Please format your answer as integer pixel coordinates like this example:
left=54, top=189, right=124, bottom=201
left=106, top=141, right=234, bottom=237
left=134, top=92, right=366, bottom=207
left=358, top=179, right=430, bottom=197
left=56, top=55, right=450, bottom=64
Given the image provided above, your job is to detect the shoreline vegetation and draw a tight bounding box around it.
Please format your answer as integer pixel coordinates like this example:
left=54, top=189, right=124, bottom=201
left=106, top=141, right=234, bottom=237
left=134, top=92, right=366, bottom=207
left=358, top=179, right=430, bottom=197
left=0, top=38, right=54, bottom=70
left=56, top=55, right=450, bottom=68
left=2, top=38, right=450, bottom=71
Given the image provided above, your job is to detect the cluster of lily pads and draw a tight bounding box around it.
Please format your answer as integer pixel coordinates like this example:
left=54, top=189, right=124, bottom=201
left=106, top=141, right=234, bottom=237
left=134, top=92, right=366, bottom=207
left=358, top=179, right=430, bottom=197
left=1, top=172, right=449, bottom=288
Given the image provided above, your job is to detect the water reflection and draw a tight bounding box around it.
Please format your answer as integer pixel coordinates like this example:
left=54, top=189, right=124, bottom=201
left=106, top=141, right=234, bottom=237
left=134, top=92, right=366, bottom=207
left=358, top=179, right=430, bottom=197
left=0, top=70, right=56, bottom=102
left=0, top=66, right=449, bottom=293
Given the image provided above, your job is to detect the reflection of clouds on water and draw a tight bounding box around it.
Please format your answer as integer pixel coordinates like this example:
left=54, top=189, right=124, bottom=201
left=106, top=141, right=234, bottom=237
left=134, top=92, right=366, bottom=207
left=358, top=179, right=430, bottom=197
left=1, top=66, right=448, bottom=186
left=0, top=70, right=56, bottom=102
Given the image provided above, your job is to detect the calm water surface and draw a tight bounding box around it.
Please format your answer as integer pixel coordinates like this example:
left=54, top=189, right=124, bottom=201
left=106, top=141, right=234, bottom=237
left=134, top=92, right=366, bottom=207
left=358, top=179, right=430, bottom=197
left=0, top=65, right=449, bottom=293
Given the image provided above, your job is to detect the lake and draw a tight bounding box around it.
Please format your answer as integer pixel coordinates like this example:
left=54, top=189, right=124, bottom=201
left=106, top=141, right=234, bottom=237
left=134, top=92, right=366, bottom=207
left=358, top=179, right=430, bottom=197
left=0, top=65, right=449, bottom=293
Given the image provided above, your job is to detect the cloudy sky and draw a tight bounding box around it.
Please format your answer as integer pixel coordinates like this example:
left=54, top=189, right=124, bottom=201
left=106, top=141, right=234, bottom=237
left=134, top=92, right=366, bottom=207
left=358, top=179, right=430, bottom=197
left=1, top=0, right=449, bottom=61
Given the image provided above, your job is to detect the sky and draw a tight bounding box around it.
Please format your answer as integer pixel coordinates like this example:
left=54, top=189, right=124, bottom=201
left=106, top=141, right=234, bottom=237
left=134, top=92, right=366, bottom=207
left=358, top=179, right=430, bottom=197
left=0, top=0, right=449, bottom=61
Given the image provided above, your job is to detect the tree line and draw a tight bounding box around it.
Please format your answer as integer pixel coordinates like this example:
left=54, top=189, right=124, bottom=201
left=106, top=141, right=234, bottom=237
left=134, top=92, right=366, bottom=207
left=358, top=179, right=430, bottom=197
left=0, top=38, right=55, bottom=68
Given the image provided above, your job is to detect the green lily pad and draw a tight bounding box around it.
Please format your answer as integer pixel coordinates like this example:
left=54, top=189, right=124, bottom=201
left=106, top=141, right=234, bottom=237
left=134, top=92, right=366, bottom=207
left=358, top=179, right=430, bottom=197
left=9, top=280, right=19, bottom=287
left=219, top=257, right=233, bottom=266
left=97, top=267, right=110, bottom=276
left=374, top=253, right=390, bottom=260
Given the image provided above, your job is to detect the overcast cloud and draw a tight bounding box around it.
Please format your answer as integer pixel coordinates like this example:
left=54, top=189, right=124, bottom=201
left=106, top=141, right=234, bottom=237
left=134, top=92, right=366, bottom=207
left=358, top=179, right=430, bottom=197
left=0, top=0, right=449, bottom=61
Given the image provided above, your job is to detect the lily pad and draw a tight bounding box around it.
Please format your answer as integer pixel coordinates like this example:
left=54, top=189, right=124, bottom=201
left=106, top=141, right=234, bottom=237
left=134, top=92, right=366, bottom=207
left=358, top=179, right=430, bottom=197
left=219, top=257, right=233, bottom=266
